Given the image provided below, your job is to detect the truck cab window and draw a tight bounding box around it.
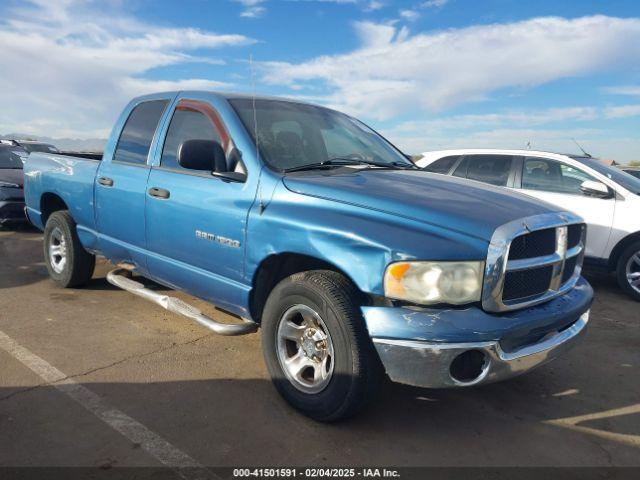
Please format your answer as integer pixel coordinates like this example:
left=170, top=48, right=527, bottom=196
left=161, top=108, right=223, bottom=170
left=113, top=100, right=168, bottom=165
left=423, top=155, right=460, bottom=174
left=465, top=155, right=513, bottom=186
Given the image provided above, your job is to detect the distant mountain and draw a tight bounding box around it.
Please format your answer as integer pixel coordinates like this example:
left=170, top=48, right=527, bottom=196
left=1, top=133, right=106, bottom=152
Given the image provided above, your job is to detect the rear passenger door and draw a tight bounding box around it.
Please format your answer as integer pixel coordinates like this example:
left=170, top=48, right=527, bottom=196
left=95, top=97, right=171, bottom=270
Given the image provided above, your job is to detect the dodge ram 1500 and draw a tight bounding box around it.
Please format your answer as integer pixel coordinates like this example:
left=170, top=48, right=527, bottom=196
left=23, top=91, right=593, bottom=421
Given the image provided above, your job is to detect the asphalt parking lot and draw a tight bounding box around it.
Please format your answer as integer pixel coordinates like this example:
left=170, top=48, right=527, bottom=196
left=1, top=226, right=639, bottom=469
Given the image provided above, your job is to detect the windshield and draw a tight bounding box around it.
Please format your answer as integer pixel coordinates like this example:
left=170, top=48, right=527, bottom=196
left=229, top=98, right=412, bottom=171
left=571, top=156, right=640, bottom=195
left=0, top=146, right=26, bottom=169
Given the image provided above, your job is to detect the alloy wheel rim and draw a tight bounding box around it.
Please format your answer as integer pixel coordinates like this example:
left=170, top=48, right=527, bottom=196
left=48, top=227, right=67, bottom=274
left=626, top=251, right=640, bottom=294
left=276, top=304, right=335, bottom=394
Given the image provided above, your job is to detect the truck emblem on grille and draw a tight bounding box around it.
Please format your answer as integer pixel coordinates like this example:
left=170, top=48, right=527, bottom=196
left=195, top=230, right=241, bottom=248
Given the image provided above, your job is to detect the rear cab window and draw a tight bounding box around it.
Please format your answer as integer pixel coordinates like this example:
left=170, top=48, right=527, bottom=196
left=113, top=100, right=169, bottom=165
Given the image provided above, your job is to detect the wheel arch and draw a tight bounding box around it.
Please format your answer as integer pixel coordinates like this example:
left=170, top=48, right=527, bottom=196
left=609, top=231, right=640, bottom=269
left=40, top=192, right=69, bottom=225
left=249, top=252, right=366, bottom=323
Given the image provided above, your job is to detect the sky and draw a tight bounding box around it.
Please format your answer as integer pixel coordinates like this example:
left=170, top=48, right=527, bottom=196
left=1, top=0, right=639, bottom=162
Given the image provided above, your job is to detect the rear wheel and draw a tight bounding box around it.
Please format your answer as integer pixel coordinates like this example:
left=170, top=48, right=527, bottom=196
left=616, top=241, right=640, bottom=301
left=43, top=211, right=95, bottom=288
left=261, top=270, right=380, bottom=422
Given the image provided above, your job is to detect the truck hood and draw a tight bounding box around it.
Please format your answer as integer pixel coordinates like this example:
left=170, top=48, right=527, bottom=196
left=283, top=169, right=556, bottom=242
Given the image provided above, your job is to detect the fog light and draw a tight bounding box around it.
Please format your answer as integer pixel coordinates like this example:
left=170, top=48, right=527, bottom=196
left=450, top=350, right=488, bottom=384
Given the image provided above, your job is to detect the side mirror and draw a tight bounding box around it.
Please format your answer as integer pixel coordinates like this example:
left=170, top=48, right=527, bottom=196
left=178, top=139, right=227, bottom=172
left=580, top=180, right=611, bottom=198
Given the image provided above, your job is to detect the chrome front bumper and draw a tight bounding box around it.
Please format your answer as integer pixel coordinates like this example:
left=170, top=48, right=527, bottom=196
left=373, top=310, right=589, bottom=388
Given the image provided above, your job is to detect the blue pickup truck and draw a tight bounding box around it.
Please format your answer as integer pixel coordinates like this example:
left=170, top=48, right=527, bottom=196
left=24, top=91, right=593, bottom=421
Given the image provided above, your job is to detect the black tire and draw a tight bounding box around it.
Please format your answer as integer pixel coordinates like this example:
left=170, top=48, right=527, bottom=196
left=261, top=270, right=380, bottom=422
left=43, top=210, right=95, bottom=288
left=616, top=241, right=640, bottom=301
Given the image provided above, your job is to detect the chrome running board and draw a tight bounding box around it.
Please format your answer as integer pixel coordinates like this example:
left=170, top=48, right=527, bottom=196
left=106, top=268, right=258, bottom=336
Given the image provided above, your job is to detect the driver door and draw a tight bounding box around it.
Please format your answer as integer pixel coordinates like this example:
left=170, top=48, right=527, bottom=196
left=145, top=99, right=253, bottom=313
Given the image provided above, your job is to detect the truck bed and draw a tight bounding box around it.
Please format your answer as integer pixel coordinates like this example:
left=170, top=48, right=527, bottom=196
left=23, top=152, right=100, bottom=233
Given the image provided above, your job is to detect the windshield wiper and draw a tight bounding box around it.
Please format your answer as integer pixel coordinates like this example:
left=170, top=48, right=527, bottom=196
left=283, top=157, right=418, bottom=173
left=327, top=157, right=419, bottom=170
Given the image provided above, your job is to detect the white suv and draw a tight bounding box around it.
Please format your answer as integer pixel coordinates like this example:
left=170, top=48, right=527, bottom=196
left=416, top=149, right=640, bottom=300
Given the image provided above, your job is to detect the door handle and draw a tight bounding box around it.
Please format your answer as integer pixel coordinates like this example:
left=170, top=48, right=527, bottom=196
left=148, top=187, right=170, bottom=199
left=98, top=176, right=114, bottom=187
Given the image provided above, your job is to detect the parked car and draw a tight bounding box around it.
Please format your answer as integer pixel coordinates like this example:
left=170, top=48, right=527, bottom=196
left=621, top=166, right=640, bottom=179
left=24, top=93, right=592, bottom=421
left=416, top=149, right=640, bottom=301
left=14, top=140, right=60, bottom=154
left=0, top=144, right=28, bottom=225
left=1, top=139, right=60, bottom=153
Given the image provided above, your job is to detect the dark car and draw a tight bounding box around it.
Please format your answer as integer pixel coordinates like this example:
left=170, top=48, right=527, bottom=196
left=14, top=140, right=60, bottom=154
left=621, top=167, right=640, bottom=179
left=0, top=144, right=28, bottom=225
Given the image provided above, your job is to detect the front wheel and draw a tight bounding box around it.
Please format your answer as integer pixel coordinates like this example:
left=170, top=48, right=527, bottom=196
left=43, top=210, right=96, bottom=288
left=616, top=241, right=640, bottom=301
left=261, top=270, right=380, bottom=422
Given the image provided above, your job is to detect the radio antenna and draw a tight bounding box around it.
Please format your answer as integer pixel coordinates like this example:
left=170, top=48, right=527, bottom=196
left=249, top=54, right=259, bottom=163
left=250, top=53, right=266, bottom=213
left=572, top=138, right=592, bottom=158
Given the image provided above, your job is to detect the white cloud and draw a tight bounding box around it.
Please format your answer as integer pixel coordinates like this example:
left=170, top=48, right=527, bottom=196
left=386, top=125, right=640, bottom=162
left=365, top=1, right=385, bottom=11
left=604, top=85, right=640, bottom=96
left=260, top=16, right=640, bottom=120
left=604, top=104, right=640, bottom=118
left=378, top=106, right=640, bottom=162
left=422, top=0, right=450, bottom=9
left=399, top=9, right=420, bottom=22
left=263, top=0, right=379, bottom=16
left=391, top=106, right=599, bottom=134
left=378, top=105, right=640, bottom=161
left=0, top=0, right=254, bottom=137
left=234, top=0, right=267, bottom=18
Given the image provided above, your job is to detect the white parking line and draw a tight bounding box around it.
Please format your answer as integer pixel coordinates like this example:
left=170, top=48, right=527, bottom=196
left=545, top=404, right=640, bottom=448
left=0, top=329, right=217, bottom=480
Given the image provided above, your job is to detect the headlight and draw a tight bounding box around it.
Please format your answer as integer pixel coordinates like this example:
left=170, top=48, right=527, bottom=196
left=384, top=261, right=485, bottom=305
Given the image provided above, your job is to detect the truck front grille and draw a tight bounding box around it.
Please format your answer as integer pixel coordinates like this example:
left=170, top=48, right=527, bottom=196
left=502, top=265, right=554, bottom=301
left=482, top=213, right=586, bottom=312
left=508, top=228, right=556, bottom=260
left=567, top=224, right=583, bottom=250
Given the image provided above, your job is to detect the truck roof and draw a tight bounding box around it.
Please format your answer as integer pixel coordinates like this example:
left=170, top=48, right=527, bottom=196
left=134, top=90, right=326, bottom=108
